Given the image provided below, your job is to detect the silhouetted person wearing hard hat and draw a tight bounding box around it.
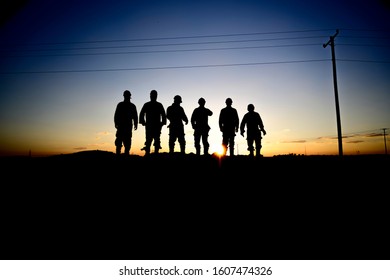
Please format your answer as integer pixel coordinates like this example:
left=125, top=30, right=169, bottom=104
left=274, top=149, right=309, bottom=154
left=240, top=103, right=266, bottom=157
left=114, top=90, right=138, bottom=156
left=166, top=95, right=188, bottom=154
left=139, top=90, right=166, bottom=155
left=191, top=97, right=213, bottom=155
left=219, top=98, right=239, bottom=156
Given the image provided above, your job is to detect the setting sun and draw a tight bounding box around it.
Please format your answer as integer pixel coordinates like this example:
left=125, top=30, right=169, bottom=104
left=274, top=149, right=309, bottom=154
left=210, top=144, right=225, bottom=157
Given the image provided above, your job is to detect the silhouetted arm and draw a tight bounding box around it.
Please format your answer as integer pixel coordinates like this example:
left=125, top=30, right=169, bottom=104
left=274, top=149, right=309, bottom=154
left=182, top=108, right=189, bottom=125
left=160, top=104, right=167, bottom=125
left=240, top=114, right=246, bottom=137
left=257, top=113, right=266, bottom=135
left=218, top=110, right=223, bottom=132
left=139, top=104, right=146, bottom=126
left=234, top=109, right=239, bottom=132
left=133, top=105, right=138, bottom=130
left=114, top=104, right=120, bottom=128
left=190, top=109, right=196, bottom=129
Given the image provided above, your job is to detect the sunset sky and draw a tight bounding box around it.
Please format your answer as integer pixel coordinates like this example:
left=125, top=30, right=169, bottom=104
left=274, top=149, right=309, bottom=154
left=1, top=0, right=389, bottom=157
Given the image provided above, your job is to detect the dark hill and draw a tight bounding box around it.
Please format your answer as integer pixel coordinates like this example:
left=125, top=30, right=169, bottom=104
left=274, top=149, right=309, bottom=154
left=1, top=151, right=388, bottom=260
left=3, top=150, right=388, bottom=185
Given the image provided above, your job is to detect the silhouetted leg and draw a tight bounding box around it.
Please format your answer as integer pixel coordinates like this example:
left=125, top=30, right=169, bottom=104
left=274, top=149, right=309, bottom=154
left=154, top=136, right=162, bottom=153
left=141, top=145, right=150, bottom=156
left=229, top=147, right=234, bottom=156
left=202, top=135, right=209, bottom=155
left=115, top=136, right=122, bottom=155
left=256, top=145, right=262, bottom=157
left=247, top=139, right=254, bottom=156
left=169, top=141, right=175, bottom=154
left=229, top=138, right=235, bottom=156
left=221, top=143, right=227, bottom=156
left=222, top=134, right=228, bottom=156
left=141, top=141, right=150, bottom=156
left=194, top=135, right=200, bottom=156
left=123, top=140, right=130, bottom=156
left=143, top=129, right=153, bottom=155
left=178, top=135, right=185, bottom=154
left=255, top=138, right=262, bottom=157
left=194, top=134, right=201, bottom=155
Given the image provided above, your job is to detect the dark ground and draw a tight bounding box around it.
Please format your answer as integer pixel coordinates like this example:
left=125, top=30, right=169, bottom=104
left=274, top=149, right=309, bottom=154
left=1, top=151, right=389, bottom=260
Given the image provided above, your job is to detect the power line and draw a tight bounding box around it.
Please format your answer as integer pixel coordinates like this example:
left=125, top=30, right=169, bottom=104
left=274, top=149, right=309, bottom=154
left=338, top=43, right=390, bottom=48
left=280, top=127, right=390, bottom=143
left=1, top=28, right=389, bottom=73
left=1, top=43, right=324, bottom=58
left=0, top=59, right=329, bottom=74
left=1, top=57, right=389, bottom=74
left=0, top=28, right=338, bottom=47
left=340, top=35, right=390, bottom=39
left=338, top=59, right=390, bottom=64
left=1, top=28, right=387, bottom=49
left=0, top=36, right=329, bottom=54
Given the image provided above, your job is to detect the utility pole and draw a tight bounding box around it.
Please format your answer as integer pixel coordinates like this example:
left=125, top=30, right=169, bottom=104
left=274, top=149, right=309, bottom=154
left=382, top=128, right=388, bottom=155
left=323, top=29, right=343, bottom=156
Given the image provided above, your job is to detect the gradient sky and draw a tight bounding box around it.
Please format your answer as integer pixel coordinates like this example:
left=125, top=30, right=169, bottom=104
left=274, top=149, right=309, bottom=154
left=1, top=0, right=389, bottom=157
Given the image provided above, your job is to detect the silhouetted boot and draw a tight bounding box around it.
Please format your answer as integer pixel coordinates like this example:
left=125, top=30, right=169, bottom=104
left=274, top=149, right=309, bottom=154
left=116, top=147, right=121, bottom=155
left=204, top=147, right=209, bottom=156
left=229, top=147, right=234, bottom=156
left=180, top=144, right=185, bottom=154
left=256, top=148, right=262, bottom=157
left=196, top=147, right=201, bottom=155
left=141, top=146, right=150, bottom=156
left=124, top=148, right=130, bottom=156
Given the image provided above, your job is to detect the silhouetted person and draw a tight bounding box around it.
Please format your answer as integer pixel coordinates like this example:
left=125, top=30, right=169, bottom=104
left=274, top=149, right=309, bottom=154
left=240, top=103, right=266, bottom=157
left=114, top=90, right=138, bottom=156
left=166, top=95, right=188, bottom=154
left=191, top=97, right=213, bottom=155
left=219, top=97, right=239, bottom=156
left=139, top=90, right=167, bottom=155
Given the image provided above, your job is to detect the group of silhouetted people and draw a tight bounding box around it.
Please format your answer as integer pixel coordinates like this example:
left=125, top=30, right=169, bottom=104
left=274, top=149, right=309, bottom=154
left=114, top=89, right=266, bottom=157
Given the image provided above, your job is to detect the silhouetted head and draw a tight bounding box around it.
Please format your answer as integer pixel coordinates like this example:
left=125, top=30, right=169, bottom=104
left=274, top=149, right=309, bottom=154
left=174, top=95, right=182, bottom=104
left=123, top=90, right=131, bottom=99
left=247, top=104, right=255, bottom=112
left=123, top=90, right=131, bottom=102
left=198, top=97, right=206, bottom=106
left=150, top=90, right=157, bottom=101
left=225, top=98, right=233, bottom=106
